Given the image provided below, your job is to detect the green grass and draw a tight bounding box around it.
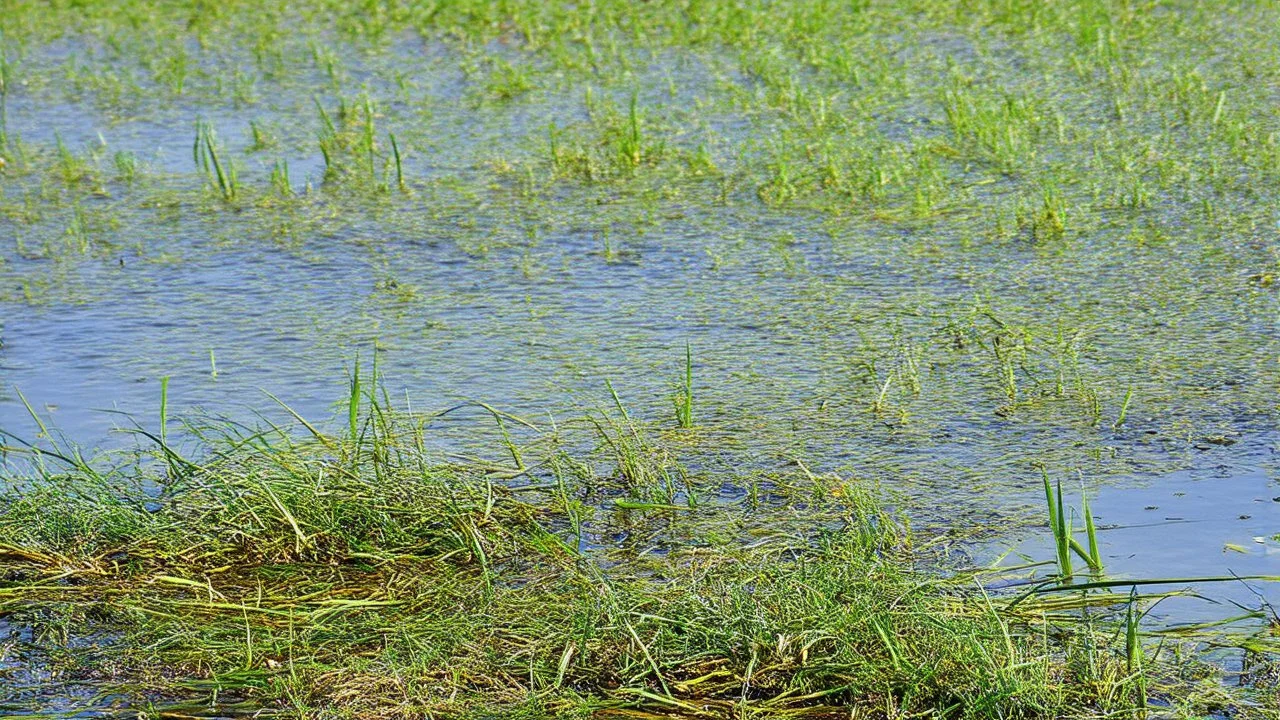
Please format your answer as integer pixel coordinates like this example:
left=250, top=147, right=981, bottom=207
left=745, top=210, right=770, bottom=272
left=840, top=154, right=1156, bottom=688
left=194, top=120, right=238, bottom=202
left=673, top=342, right=694, bottom=429
left=1, top=385, right=1272, bottom=719
left=2, top=0, right=1279, bottom=232
left=0, top=0, right=1279, bottom=715
left=270, top=158, right=292, bottom=197
left=0, top=45, right=13, bottom=144
left=1043, top=472, right=1104, bottom=582
left=388, top=132, right=404, bottom=191
left=1126, top=589, right=1148, bottom=717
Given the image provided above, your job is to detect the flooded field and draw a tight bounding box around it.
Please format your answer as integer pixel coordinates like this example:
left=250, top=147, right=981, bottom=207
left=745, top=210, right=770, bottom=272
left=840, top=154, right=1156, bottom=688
left=0, top=1, right=1278, bottom=717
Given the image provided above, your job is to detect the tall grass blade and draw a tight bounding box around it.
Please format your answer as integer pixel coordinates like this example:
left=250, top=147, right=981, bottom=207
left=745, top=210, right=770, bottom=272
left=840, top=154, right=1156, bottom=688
left=674, top=342, right=693, bottom=428
left=1055, top=478, right=1072, bottom=581
left=1083, top=490, right=1103, bottom=572
left=1114, top=387, right=1133, bottom=429
left=389, top=132, right=404, bottom=190
left=159, top=376, right=170, bottom=446
left=348, top=354, right=361, bottom=451
left=1126, top=588, right=1147, bottom=717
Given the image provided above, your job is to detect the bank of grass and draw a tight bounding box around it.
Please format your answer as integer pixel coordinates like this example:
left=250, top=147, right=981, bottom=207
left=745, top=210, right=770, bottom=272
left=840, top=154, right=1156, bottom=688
left=0, top=391, right=1273, bottom=719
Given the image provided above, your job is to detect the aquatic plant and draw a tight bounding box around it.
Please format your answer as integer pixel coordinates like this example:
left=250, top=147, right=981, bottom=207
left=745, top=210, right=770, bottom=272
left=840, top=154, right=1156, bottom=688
left=673, top=341, right=694, bottom=429
left=1043, top=470, right=1103, bottom=581
left=270, top=158, right=291, bottom=196
left=112, top=150, right=137, bottom=182
left=247, top=119, right=275, bottom=151
left=1126, top=588, right=1148, bottom=717
left=616, top=91, right=644, bottom=170
left=0, top=1, right=1279, bottom=715
left=0, top=45, right=14, bottom=147
left=388, top=131, right=404, bottom=191
left=1114, top=387, right=1134, bottom=430
left=483, top=58, right=534, bottom=101
left=0, top=385, right=1272, bottom=718
left=598, top=379, right=688, bottom=505
left=193, top=120, right=237, bottom=201
left=53, top=132, right=91, bottom=186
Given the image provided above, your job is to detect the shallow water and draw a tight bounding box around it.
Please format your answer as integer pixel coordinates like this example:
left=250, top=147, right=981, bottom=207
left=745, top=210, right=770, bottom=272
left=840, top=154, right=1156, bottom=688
left=1, top=1, right=1278, bottom=657
left=991, top=462, right=1280, bottom=627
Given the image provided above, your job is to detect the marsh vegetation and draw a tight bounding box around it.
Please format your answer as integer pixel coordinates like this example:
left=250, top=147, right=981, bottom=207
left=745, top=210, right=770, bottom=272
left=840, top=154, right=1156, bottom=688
left=0, top=0, right=1278, bottom=716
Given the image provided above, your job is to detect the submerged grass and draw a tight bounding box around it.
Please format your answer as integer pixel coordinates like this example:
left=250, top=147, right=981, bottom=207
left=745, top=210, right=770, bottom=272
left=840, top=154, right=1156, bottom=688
left=0, top=381, right=1277, bottom=718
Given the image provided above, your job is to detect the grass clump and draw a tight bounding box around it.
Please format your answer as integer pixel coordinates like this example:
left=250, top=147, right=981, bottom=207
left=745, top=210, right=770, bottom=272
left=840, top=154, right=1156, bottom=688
left=1041, top=471, right=1104, bottom=583
left=194, top=119, right=238, bottom=202
left=0, top=388, right=1270, bottom=718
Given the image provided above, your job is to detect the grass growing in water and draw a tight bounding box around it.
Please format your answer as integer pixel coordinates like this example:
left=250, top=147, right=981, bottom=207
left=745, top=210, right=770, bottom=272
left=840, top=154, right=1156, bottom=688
left=1, top=381, right=1276, bottom=718
left=1043, top=471, right=1103, bottom=582
left=388, top=131, right=404, bottom=191
left=1, top=0, right=1280, bottom=715
left=673, top=342, right=694, bottom=429
left=1126, top=589, right=1148, bottom=717
left=194, top=119, right=237, bottom=202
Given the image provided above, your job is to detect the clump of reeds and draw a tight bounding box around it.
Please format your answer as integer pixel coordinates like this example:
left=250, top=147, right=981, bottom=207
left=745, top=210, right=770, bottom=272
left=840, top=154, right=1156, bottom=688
left=193, top=119, right=237, bottom=201
left=1043, top=470, right=1103, bottom=582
